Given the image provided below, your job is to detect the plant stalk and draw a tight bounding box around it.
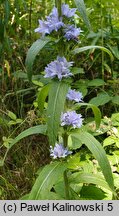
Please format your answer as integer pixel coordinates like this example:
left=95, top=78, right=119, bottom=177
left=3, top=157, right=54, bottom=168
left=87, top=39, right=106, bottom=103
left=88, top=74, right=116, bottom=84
left=55, top=0, right=62, bottom=17
left=63, top=131, right=68, bottom=148
left=64, top=170, right=70, bottom=199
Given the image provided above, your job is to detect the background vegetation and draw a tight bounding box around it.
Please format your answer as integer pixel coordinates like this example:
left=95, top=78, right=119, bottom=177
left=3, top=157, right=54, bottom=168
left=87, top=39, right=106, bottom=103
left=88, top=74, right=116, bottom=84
left=0, top=0, right=119, bottom=199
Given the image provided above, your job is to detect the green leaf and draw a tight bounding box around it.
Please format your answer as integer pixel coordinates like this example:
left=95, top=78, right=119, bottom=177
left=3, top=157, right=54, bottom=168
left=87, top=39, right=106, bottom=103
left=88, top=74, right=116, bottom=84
left=75, top=102, right=101, bottom=129
left=47, top=81, right=69, bottom=146
left=72, top=67, right=84, bottom=75
left=72, top=45, right=114, bottom=61
left=88, top=79, right=105, bottom=87
left=107, top=45, right=119, bottom=59
left=2, top=125, right=47, bottom=165
left=68, top=134, right=82, bottom=150
left=20, top=194, right=30, bottom=200
left=8, top=111, right=17, bottom=120
left=69, top=172, right=111, bottom=191
left=112, top=95, right=119, bottom=105
left=0, top=160, right=4, bottom=167
left=29, top=161, right=67, bottom=199
left=4, top=0, right=10, bottom=25
left=37, top=84, right=50, bottom=113
left=8, top=119, right=23, bottom=126
left=45, top=191, right=64, bottom=200
left=89, top=93, right=111, bottom=106
left=6, top=125, right=47, bottom=150
left=111, top=113, right=119, bottom=126
left=74, top=0, right=91, bottom=30
left=25, top=37, right=51, bottom=81
left=80, top=185, right=106, bottom=200
left=103, top=136, right=116, bottom=147
left=70, top=131, right=114, bottom=192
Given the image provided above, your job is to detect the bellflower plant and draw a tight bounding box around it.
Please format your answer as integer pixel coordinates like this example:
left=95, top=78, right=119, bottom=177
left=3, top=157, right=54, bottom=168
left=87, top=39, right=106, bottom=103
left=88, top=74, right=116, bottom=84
left=50, top=143, right=72, bottom=159
left=44, top=56, right=73, bottom=80
left=24, top=0, right=115, bottom=201
left=61, top=111, right=83, bottom=129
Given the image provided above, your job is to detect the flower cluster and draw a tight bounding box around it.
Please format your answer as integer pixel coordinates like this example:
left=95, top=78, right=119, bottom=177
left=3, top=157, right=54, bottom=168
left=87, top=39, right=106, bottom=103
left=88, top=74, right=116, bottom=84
left=61, top=3, right=76, bottom=18
left=50, top=143, right=72, bottom=159
left=35, top=4, right=81, bottom=41
left=35, top=7, right=64, bottom=36
left=44, top=56, right=73, bottom=80
left=61, top=110, right=83, bottom=129
left=66, top=89, right=83, bottom=102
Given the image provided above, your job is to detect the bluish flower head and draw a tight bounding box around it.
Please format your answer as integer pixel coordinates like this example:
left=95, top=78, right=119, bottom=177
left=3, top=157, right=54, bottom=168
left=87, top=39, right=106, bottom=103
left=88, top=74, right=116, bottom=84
left=62, top=3, right=77, bottom=18
left=66, top=89, right=83, bottom=102
left=34, top=7, right=64, bottom=36
left=34, top=20, right=51, bottom=36
left=50, top=143, right=72, bottom=159
left=46, top=7, right=64, bottom=32
left=44, top=56, right=73, bottom=80
left=61, top=111, right=83, bottom=128
left=64, top=25, right=81, bottom=41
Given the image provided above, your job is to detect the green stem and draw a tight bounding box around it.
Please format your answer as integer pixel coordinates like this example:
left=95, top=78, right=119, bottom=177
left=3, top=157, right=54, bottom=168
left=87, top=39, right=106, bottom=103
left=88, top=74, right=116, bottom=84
left=63, top=131, right=68, bottom=148
left=55, top=0, right=62, bottom=17
left=100, top=0, right=104, bottom=80
left=64, top=170, right=70, bottom=199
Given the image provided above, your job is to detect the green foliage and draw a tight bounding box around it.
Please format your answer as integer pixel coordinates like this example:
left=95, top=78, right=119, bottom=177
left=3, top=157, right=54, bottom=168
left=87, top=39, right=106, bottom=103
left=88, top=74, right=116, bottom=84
left=72, top=45, right=114, bottom=61
left=47, top=81, right=69, bottom=146
left=25, top=38, right=51, bottom=81
left=75, top=102, right=101, bottom=129
left=8, top=125, right=47, bottom=150
left=89, top=93, right=111, bottom=106
left=69, top=131, right=114, bottom=192
left=28, top=161, right=67, bottom=199
left=69, top=172, right=111, bottom=191
left=0, top=125, right=47, bottom=166
left=0, top=0, right=119, bottom=200
left=37, top=84, right=51, bottom=113
left=74, top=0, right=91, bottom=30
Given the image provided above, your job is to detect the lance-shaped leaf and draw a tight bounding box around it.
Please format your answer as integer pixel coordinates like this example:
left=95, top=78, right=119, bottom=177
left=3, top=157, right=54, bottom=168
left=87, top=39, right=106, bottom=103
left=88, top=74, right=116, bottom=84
left=70, top=131, right=115, bottom=192
left=74, top=0, right=91, bottom=30
left=72, top=45, right=114, bottom=61
left=74, top=102, right=101, bottom=129
left=37, top=84, right=51, bottom=114
left=2, top=125, right=47, bottom=165
left=47, top=81, right=69, bottom=146
left=69, top=173, right=112, bottom=192
left=25, top=37, right=51, bottom=81
left=29, top=161, right=67, bottom=199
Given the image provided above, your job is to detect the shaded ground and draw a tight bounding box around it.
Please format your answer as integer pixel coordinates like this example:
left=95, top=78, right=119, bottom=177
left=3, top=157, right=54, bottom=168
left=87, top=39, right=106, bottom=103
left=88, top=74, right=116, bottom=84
left=0, top=134, right=50, bottom=199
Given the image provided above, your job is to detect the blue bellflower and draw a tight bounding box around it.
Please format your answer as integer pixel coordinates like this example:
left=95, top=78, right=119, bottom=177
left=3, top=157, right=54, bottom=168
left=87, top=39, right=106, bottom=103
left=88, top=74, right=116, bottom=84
left=64, top=25, right=81, bottom=41
left=62, top=3, right=77, bottom=18
left=35, top=7, right=64, bottom=36
left=50, top=143, right=72, bottom=159
left=61, top=111, right=83, bottom=128
left=44, top=56, right=73, bottom=80
left=66, top=89, right=83, bottom=102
